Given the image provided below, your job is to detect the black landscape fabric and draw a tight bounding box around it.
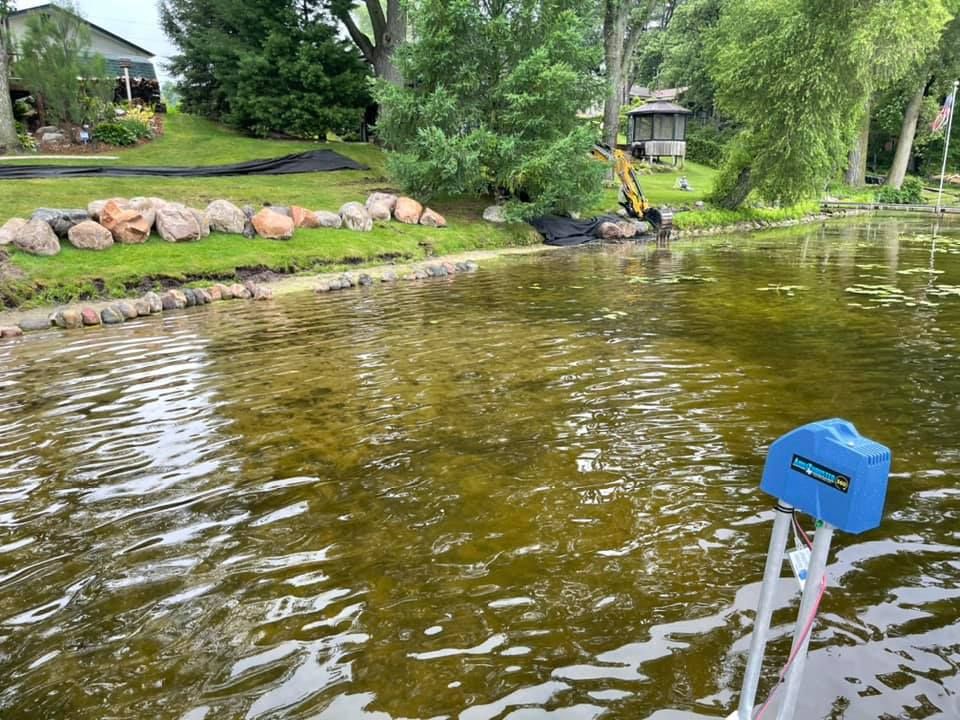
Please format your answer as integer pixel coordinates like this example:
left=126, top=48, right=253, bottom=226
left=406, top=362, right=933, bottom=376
left=0, top=150, right=367, bottom=180
left=530, top=214, right=621, bottom=246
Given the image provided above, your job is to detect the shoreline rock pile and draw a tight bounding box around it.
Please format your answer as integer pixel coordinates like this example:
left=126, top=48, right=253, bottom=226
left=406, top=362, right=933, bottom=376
left=0, top=280, right=273, bottom=339
left=0, top=192, right=448, bottom=257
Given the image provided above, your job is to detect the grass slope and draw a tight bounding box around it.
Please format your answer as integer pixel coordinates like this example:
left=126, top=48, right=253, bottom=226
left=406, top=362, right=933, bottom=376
left=1, top=116, right=537, bottom=307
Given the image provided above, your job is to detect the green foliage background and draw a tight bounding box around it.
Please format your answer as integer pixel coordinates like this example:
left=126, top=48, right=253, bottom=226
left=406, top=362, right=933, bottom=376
left=375, top=0, right=606, bottom=219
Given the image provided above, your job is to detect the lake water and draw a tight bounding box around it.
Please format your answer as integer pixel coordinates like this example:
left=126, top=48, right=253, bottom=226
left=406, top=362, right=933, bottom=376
left=1, top=217, right=958, bottom=720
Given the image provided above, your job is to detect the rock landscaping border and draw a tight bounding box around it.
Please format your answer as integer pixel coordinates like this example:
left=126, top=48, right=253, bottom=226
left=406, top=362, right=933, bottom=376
left=0, top=192, right=449, bottom=258
left=0, top=259, right=482, bottom=341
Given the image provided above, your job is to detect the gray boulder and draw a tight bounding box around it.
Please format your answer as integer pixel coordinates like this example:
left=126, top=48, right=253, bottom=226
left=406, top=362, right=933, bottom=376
left=101, top=306, right=124, bottom=324
left=483, top=205, right=507, bottom=223
left=339, top=202, right=373, bottom=232
left=313, top=210, right=342, bottom=229
left=52, top=307, right=83, bottom=330
left=156, top=206, right=202, bottom=242
left=206, top=200, right=247, bottom=234
left=143, top=292, right=163, bottom=313
left=13, top=219, right=61, bottom=256
left=67, top=221, right=114, bottom=250
left=366, top=192, right=398, bottom=213
left=32, top=208, right=90, bottom=237
left=190, top=208, right=211, bottom=238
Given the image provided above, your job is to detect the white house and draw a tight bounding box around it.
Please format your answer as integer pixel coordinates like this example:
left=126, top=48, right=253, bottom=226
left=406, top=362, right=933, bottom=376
left=5, top=3, right=158, bottom=103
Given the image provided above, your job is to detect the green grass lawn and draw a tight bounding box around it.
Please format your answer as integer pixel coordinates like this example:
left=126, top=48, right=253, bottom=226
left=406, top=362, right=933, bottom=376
left=0, top=115, right=537, bottom=307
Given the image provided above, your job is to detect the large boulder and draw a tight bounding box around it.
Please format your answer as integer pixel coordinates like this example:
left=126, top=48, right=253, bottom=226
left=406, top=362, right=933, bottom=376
left=394, top=197, right=423, bottom=224
left=596, top=221, right=623, bottom=240
left=88, top=198, right=128, bottom=220
left=419, top=208, right=447, bottom=228
left=313, top=210, right=342, bottom=229
left=39, top=131, right=68, bottom=150
left=156, top=206, right=202, bottom=242
left=101, top=201, right=151, bottom=244
left=206, top=200, right=247, bottom=234
left=127, top=197, right=158, bottom=229
left=291, top=206, right=320, bottom=229
left=616, top=220, right=639, bottom=239
left=0, top=218, right=26, bottom=246
left=365, top=193, right=395, bottom=222
left=52, top=307, right=83, bottom=330
left=482, top=205, right=507, bottom=223
left=13, top=219, right=60, bottom=256
left=31, top=208, right=90, bottom=238
left=190, top=208, right=211, bottom=238
left=67, top=221, right=114, bottom=250
left=252, top=208, right=295, bottom=239
left=366, top=192, right=398, bottom=213
left=339, top=202, right=373, bottom=232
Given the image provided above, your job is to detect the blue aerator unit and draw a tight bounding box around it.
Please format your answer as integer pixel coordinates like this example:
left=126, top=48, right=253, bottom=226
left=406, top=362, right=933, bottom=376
left=760, top=419, right=892, bottom=534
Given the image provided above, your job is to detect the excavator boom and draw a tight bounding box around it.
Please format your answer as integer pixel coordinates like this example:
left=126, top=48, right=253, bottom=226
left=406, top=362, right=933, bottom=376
left=592, top=143, right=672, bottom=240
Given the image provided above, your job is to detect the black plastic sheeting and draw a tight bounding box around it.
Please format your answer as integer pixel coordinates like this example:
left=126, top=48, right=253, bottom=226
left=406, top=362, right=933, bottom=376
left=530, top=214, right=620, bottom=246
left=0, top=150, right=367, bottom=180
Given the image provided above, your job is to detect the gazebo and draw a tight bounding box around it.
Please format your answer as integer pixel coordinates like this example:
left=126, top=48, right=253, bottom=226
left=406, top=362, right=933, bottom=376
left=626, top=100, right=693, bottom=165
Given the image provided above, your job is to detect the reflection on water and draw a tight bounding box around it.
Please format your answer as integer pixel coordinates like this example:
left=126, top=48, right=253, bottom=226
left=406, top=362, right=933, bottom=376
left=1, top=217, right=959, bottom=719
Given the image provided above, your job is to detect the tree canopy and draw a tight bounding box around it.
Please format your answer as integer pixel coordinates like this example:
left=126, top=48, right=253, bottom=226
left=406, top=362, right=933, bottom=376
left=708, top=0, right=951, bottom=207
left=375, top=0, right=606, bottom=219
left=161, top=0, right=371, bottom=138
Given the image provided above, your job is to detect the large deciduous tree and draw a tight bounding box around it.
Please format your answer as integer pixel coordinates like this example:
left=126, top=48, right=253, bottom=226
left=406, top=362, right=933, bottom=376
left=161, top=0, right=370, bottom=138
left=376, top=0, right=605, bottom=219
left=328, top=0, right=405, bottom=84
left=0, top=0, right=18, bottom=152
left=885, top=10, right=960, bottom=188
left=709, top=0, right=949, bottom=209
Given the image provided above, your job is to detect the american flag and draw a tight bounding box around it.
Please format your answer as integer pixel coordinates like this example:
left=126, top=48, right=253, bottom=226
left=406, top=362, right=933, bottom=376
left=932, top=90, right=955, bottom=132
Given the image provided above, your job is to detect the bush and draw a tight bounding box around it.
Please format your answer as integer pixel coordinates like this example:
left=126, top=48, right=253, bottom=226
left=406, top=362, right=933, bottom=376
left=14, top=121, right=38, bottom=152
left=875, top=176, right=924, bottom=204
left=685, top=123, right=731, bottom=168
left=93, top=119, right=150, bottom=146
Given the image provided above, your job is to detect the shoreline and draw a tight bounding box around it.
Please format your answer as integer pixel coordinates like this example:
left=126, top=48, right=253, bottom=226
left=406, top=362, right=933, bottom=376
left=0, top=209, right=878, bottom=335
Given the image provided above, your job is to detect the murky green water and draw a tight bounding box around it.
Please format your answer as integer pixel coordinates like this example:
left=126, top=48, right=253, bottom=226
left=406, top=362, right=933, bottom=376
left=1, top=217, right=959, bottom=720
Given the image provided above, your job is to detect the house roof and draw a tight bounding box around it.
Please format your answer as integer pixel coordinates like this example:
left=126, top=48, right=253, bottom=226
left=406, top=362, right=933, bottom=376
left=103, top=58, right=157, bottom=80
left=9, top=3, right=155, bottom=57
left=629, top=85, right=689, bottom=101
left=628, top=100, right=693, bottom=116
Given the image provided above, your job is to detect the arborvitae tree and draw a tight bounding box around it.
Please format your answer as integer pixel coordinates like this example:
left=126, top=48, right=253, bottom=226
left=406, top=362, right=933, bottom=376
left=161, top=0, right=370, bottom=138
left=376, top=0, right=605, bottom=219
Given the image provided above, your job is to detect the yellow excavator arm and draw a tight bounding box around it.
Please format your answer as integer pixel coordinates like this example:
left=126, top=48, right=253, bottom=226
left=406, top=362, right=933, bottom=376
left=591, top=143, right=670, bottom=234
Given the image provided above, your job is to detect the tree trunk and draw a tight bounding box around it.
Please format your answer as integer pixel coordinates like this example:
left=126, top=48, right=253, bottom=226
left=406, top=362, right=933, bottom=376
left=844, top=100, right=869, bottom=185
left=601, top=0, right=628, bottom=148
left=887, top=87, right=925, bottom=189
left=376, top=0, right=405, bottom=85
left=339, top=0, right=406, bottom=85
left=717, top=167, right=753, bottom=209
left=0, top=30, right=19, bottom=154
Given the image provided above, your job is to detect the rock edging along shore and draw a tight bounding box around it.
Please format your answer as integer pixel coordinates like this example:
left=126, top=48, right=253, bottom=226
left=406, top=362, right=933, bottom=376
left=0, top=261, right=480, bottom=341
left=673, top=208, right=869, bottom=238
left=0, top=193, right=449, bottom=257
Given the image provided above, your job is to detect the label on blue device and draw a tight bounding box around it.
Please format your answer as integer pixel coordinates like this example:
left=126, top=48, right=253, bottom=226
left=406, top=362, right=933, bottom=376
left=790, top=454, right=850, bottom=493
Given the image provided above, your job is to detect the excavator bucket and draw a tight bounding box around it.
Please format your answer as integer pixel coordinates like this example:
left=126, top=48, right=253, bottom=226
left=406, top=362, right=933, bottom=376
left=643, top=207, right=673, bottom=243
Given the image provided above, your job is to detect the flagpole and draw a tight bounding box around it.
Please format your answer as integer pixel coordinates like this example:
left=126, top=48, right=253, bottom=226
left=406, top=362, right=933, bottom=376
left=936, top=80, right=959, bottom=214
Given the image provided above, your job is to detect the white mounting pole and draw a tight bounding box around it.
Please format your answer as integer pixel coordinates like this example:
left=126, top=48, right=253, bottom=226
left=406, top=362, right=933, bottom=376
left=123, top=67, right=133, bottom=104
left=735, top=502, right=794, bottom=720
left=935, top=80, right=958, bottom=215
left=775, top=522, right=835, bottom=720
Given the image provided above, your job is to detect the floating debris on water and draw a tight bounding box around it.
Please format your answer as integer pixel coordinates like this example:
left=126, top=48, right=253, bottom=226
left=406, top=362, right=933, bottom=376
left=756, top=284, right=808, bottom=296
left=628, top=274, right=717, bottom=284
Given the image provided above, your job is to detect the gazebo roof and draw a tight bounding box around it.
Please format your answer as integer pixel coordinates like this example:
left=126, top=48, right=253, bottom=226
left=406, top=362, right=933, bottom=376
left=627, top=100, right=692, bottom=116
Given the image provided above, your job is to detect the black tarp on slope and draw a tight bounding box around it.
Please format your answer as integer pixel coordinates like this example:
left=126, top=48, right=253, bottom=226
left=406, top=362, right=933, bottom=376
left=530, top=214, right=621, bottom=246
left=0, top=150, right=367, bottom=180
